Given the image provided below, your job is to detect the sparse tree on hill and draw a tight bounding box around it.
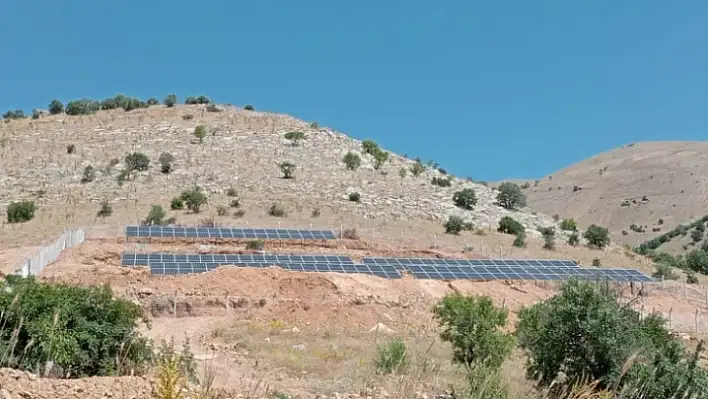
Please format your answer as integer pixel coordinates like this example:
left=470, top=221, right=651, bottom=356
left=560, top=218, right=577, bottom=231
left=567, top=230, right=580, bottom=246
left=97, top=202, right=113, bottom=217
left=146, top=97, right=159, bottom=106
left=193, top=125, right=207, bottom=144
left=540, top=226, right=556, bottom=250
left=164, top=94, right=177, bottom=107
left=513, top=232, right=526, bottom=248
left=361, top=140, right=379, bottom=155
left=125, top=152, right=150, bottom=172
left=453, top=188, right=478, bottom=210
left=498, top=216, right=524, bottom=235
left=284, top=131, right=306, bottom=146
left=142, top=205, right=167, bottom=225
left=180, top=186, right=208, bottom=213
left=7, top=201, right=36, bottom=223
left=584, top=224, right=610, bottom=249
left=244, top=104, right=255, bottom=111
left=372, top=148, right=389, bottom=170
left=279, top=162, right=296, bottom=179
left=48, top=99, right=64, bottom=115
left=158, top=152, right=175, bottom=174
left=81, top=165, right=96, bottom=183
left=496, top=182, right=526, bottom=210
left=343, top=152, right=361, bottom=170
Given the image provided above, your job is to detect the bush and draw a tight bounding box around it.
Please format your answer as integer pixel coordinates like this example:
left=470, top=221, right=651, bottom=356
left=158, top=152, right=174, bottom=174
left=206, top=103, right=221, bottom=113
left=653, top=263, right=679, bottom=280
left=279, top=162, right=296, bottom=179
left=81, top=165, right=96, bottom=183
left=216, top=206, right=228, bottom=216
left=164, top=94, right=177, bottom=107
left=348, top=192, right=361, bottom=203
left=66, top=144, right=76, bottom=154
left=170, top=197, right=184, bottom=210
left=246, top=239, right=265, bottom=250
left=233, top=209, right=246, bottom=218
left=7, top=200, right=36, bottom=223
left=284, top=131, right=306, bottom=146
left=516, top=279, right=701, bottom=396
left=444, top=216, right=472, bottom=235
left=65, top=99, right=100, bottom=115
left=567, top=230, right=580, bottom=246
left=497, top=216, right=524, bottom=235
left=685, top=249, right=708, bottom=274
left=343, top=152, right=361, bottom=170
left=268, top=204, right=286, bottom=217
left=244, top=104, right=255, bottom=111
left=496, top=182, right=526, bottom=210
left=592, top=258, right=602, bottom=266
left=2, top=110, right=26, bottom=120
left=185, top=96, right=210, bottom=105
left=229, top=199, right=240, bottom=208
left=431, top=176, right=452, bottom=187
left=226, top=187, right=238, bottom=197
left=48, top=99, right=64, bottom=115
left=409, top=159, right=426, bottom=176
left=513, top=232, right=526, bottom=248
left=433, top=294, right=514, bottom=370
left=584, top=224, right=610, bottom=249
left=193, top=125, right=207, bottom=143
left=374, top=338, right=409, bottom=375
left=311, top=208, right=321, bottom=217
left=560, top=218, right=577, bottom=231
left=146, top=97, right=159, bottom=106
left=687, top=273, right=699, bottom=284
left=539, top=227, right=555, bottom=250
left=453, top=188, right=477, bottom=210
left=125, top=152, right=150, bottom=172
left=371, top=148, right=389, bottom=170
left=361, top=139, right=379, bottom=155
left=180, top=187, right=208, bottom=213
left=143, top=205, right=168, bottom=225
left=31, top=109, right=40, bottom=120
left=97, top=201, right=113, bottom=217
left=0, top=276, right=151, bottom=377
left=398, top=168, right=407, bottom=178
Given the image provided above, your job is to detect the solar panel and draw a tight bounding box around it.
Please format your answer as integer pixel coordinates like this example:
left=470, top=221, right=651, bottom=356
left=363, top=257, right=579, bottom=268
left=125, top=226, right=337, bottom=240
left=122, top=253, right=354, bottom=266
left=147, top=262, right=402, bottom=278
left=399, top=264, right=652, bottom=282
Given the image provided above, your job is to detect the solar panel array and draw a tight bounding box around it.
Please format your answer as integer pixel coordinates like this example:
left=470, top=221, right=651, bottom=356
left=126, top=251, right=652, bottom=283
left=125, top=226, right=337, bottom=240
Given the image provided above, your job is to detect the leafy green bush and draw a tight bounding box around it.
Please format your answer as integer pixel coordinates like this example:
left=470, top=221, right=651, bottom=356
left=513, top=232, right=526, bottom=248
left=7, top=200, right=36, bottom=223
left=559, top=218, right=577, bottom=231
left=496, top=182, right=526, bottom=210
left=0, top=275, right=151, bottom=377
left=409, top=159, right=426, bottom=176
left=143, top=205, right=168, bottom=225
left=452, top=188, right=477, bottom=210
left=193, top=125, right=207, bottom=144
left=170, top=197, right=184, bottom=210
left=584, top=224, right=610, bottom=249
left=48, top=100, right=64, bottom=115
left=268, top=204, right=286, bottom=217
left=431, top=176, right=452, bottom=187
left=65, top=99, right=100, bottom=116
left=180, top=187, right=208, bottom=213
left=146, top=97, right=160, bottom=106
left=361, top=140, right=379, bottom=155
left=348, top=192, right=361, bottom=203
left=279, top=162, right=296, bottom=179
left=685, top=249, right=708, bottom=274
left=433, top=294, right=514, bottom=370
left=516, top=279, right=707, bottom=397
left=164, top=94, right=177, bottom=107
left=373, top=338, right=409, bottom=375
left=2, top=110, right=26, bottom=120
left=444, top=216, right=472, bottom=235
left=371, top=148, right=389, bottom=170
left=653, top=263, right=679, bottom=280
left=97, top=201, right=113, bottom=217
left=244, top=104, right=255, bottom=111
left=284, top=131, right=306, bottom=146
left=343, top=152, right=361, bottom=170
left=539, top=227, right=556, bottom=250
left=246, top=239, right=265, bottom=250
left=158, top=152, right=174, bottom=174
left=185, top=96, right=210, bottom=105
left=125, top=152, right=150, bottom=172
left=497, top=216, right=524, bottom=235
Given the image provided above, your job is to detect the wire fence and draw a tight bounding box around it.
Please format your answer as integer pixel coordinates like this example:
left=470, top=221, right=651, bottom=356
left=15, top=228, right=85, bottom=277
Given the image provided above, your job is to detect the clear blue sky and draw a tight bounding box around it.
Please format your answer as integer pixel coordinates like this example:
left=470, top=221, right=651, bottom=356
left=2, top=1, right=707, bottom=181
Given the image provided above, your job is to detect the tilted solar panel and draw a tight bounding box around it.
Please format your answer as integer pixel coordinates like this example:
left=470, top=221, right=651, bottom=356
left=362, top=257, right=579, bottom=268
left=124, top=226, right=337, bottom=240
left=147, top=262, right=401, bottom=279
left=121, top=253, right=354, bottom=266
left=400, top=264, right=652, bottom=282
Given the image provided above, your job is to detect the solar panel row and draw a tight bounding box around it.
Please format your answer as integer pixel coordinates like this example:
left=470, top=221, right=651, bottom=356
left=149, top=262, right=400, bottom=279
left=363, top=257, right=578, bottom=267
left=404, top=265, right=653, bottom=282
left=121, top=253, right=354, bottom=266
left=125, top=226, right=337, bottom=240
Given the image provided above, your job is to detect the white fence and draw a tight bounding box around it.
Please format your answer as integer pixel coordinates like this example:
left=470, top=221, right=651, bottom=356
left=16, top=229, right=85, bottom=277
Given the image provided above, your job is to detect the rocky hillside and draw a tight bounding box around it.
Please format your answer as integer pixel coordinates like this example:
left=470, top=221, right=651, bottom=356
left=510, top=141, right=708, bottom=246
left=0, top=98, right=565, bottom=241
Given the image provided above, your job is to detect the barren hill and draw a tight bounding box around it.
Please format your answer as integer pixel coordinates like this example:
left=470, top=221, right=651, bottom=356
left=514, top=141, right=708, bottom=248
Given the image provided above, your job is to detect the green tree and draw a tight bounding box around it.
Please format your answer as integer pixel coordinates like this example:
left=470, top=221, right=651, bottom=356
left=567, top=230, right=580, bottom=246
left=452, top=188, right=478, bottom=210
left=497, top=216, right=524, bottom=235
left=279, top=162, right=296, bottom=179
left=125, top=152, right=150, bottom=172
left=560, top=218, right=577, bottom=231
left=7, top=201, right=36, bottom=223
left=685, top=249, right=708, bottom=274
left=513, top=232, right=526, bottom=248
left=342, top=152, right=361, bottom=170
left=496, top=182, right=526, bottom=210
left=180, top=187, right=208, bottom=213
left=146, top=97, right=159, bottom=106
left=444, top=216, right=468, bottom=235
left=584, top=224, right=610, bottom=249
left=409, top=159, right=426, bottom=176
left=164, top=94, right=177, bottom=107
left=361, top=139, right=379, bottom=155
left=193, top=125, right=207, bottom=144
left=284, top=131, right=306, bottom=146
left=371, top=148, right=389, bottom=170
left=539, top=226, right=555, bottom=250
left=48, top=99, right=64, bottom=115
left=142, top=205, right=167, bottom=225
left=433, top=294, right=514, bottom=370
left=158, top=152, right=175, bottom=174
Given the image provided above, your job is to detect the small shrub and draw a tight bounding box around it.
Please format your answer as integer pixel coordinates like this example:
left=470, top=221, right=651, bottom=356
left=279, top=162, right=296, bottom=179
left=653, top=263, right=679, bottom=280
left=513, top=232, right=526, bottom=248
left=65, top=99, right=100, bottom=115
left=216, top=206, right=228, bottom=216
left=182, top=114, right=194, bottom=120
left=374, top=338, right=409, bottom=375
left=409, top=160, right=426, bottom=176
left=343, top=152, right=361, bottom=170
left=229, top=199, right=240, bottom=208
left=67, top=144, right=76, bottom=154
left=180, top=187, right=208, bottom=213
left=206, top=103, right=221, bottom=113
left=158, top=152, right=175, bottom=174
left=497, top=216, right=524, bottom=235
left=348, top=192, right=361, bottom=203
left=284, top=131, right=306, bottom=146
left=453, top=188, right=477, bottom=210
left=591, top=258, right=602, bottom=266
left=143, top=205, right=168, bottom=225
left=117, top=169, right=130, bottom=186
left=560, top=218, right=577, bottom=231
left=687, top=273, right=699, bottom=284
left=540, top=227, right=556, bottom=250
left=2, top=109, right=26, bottom=119
left=552, top=214, right=560, bottom=221
left=311, top=208, right=321, bottom=217
left=164, top=94, right=177, bottom=107
left=342, top=228, right=359, bottom=239
left=309, top=121, right=319, bottom=129
left=48, top=99, right=64, bottom=115
left=444, top=216, right=472, bottom=235
left=125, top=152, right=150, bottom=172
left=193, top=125, right=208, bottom=144
left=584, top=224, right=610, bottom=249
left=496, top=182, right=526, bottom=210
left=567, top=230, right=580, bottom=246
left=431, top=176, right=452, bottom=187
left=246, top=239, right=265, bottom=250
left=81, top=165, right=96, bottom=183
left=268, top=204, right=286, bottom=217
left=361, top=140, right=379, bottom=155
left=146, top=97, right=159, bottom=106
left=7, top=201, right=37, bottom=223
left=31, top=109, right=40, bottom=119
left=244, top=104, right=255, bottom=111
left=226, top=187, right=238, bottom=197
left=233, top=209, right=246, bottom=218
left=96, top=201, right=113, bottom=217
left=185, top=95, right=211, bottom=105
left=399, top=168, right=407, bottom=178
left=371, top=148, right=389, bottom=170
